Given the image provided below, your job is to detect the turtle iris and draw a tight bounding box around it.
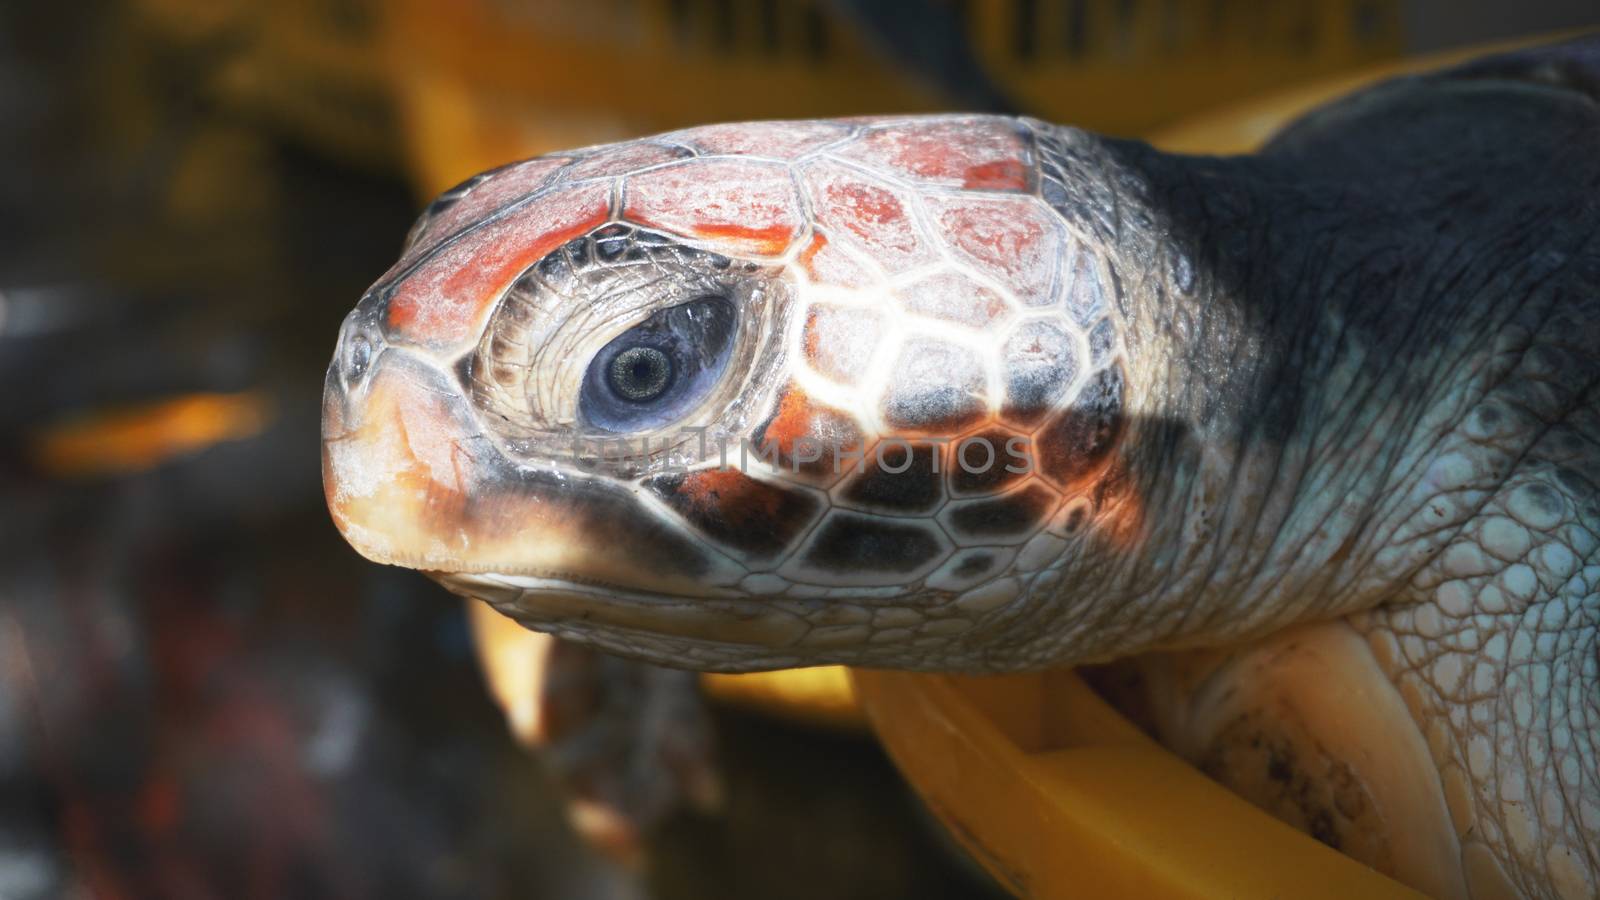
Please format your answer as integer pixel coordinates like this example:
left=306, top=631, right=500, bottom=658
left=609, top=347, right=673, bottom=401
left=579, top=295, right=737, bottom=433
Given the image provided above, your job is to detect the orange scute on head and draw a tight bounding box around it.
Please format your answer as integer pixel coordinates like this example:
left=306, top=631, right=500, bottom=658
left=828, top=180, right=904, bottom=230
left=677, top=468, right=788, bottom=525
left=750, top=385, right=866, bottom=482
left=760, top=386, right=819, bottom=457
left=803, top=305, right=824, bottom=359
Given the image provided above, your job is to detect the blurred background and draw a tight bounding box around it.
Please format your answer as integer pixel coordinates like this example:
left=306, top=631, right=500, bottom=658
left=1, top=2, right=1593, bottom=898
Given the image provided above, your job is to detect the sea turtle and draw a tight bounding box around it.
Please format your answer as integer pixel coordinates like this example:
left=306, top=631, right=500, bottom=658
left=322, top=37, right=1600, bottom=899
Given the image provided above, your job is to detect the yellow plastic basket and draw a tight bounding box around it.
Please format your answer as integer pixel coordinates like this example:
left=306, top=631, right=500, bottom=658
left=383, top=0, right=1401, bottom=195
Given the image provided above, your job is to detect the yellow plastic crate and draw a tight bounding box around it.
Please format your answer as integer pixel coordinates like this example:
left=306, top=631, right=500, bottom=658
left=128, top=0, right=1405, bottom=192
left=384, top=0, right=1401, bottom=194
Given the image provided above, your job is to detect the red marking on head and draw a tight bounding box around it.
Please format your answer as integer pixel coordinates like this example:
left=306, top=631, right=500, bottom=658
left=385, top=183, right=611, bottom=348
left=830, top=181, right=903, bottom=227
left=137, top=777, right=181, bottom=833
left=828, top=181, right=917, bottom=254
left=436, top=216, right=598, bottom=299
left=963, top=159, right=1028, bottom=191
left=688, top=222, right=795, bottom=257
left=879, top=132, right=962, bottom=180
left=837, top=119, right=1029, bottom=190
left=930, top=196, right=1056, bottom=306
left=623, top=159, right=801, bottom=258
left=804, top=163, right=930, bottom=273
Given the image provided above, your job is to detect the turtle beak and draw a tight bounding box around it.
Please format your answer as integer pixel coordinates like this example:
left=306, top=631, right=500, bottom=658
left=320, top=327, right=467, bottom=569
left=320, top=325, right=744, bottom=595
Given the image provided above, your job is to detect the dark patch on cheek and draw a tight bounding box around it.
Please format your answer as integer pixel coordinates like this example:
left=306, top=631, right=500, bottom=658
left=836, top=441, right=944, bottom=513
left=467, top=468, right=713, bottom=579
left=944, top=483, right=1058, bottom=538
left=1037, top=365, right=1125, bottom=488
left=949, top=427, right=1029, bottom=496
left=801, top=513, right=945, bottom=574
left=645, top=469, right=821, bottom=561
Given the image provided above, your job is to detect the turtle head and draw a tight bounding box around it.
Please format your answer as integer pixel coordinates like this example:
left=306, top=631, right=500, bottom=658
left=324, top=118, right=1134, bottom=670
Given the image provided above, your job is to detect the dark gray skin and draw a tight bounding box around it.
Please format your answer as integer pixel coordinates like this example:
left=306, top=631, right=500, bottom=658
left=323, top=37, right=1600, bottom=898
left=1077, top=41, right=1600, bottom=899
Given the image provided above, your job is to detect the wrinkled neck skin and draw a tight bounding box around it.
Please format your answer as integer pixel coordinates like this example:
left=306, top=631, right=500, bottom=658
left=1002, top=125, right=1536, bottom=669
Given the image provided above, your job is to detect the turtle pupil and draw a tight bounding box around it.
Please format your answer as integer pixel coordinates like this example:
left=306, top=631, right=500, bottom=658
left=609, top=346, right=672, bottom=402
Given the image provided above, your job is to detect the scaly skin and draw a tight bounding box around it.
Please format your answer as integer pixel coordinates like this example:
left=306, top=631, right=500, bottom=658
left=323, top=39, right=1600, bottom=898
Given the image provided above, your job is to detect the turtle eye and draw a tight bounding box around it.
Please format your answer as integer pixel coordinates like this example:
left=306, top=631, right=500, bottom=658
left=579, top=296, right=737, bottom=433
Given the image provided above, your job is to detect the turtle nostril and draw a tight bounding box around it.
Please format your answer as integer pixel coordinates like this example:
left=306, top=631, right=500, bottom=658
left=348, top=334, right=373, bottom=377
left=336, top=305, right=386, bottom=392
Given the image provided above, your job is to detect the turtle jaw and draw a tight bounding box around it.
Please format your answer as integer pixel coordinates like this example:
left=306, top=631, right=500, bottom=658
left=434, top=572, right=821, bottom=669
left=321, top=339, right=747, bottom=597
left=433, top=571, right=984, bottom=673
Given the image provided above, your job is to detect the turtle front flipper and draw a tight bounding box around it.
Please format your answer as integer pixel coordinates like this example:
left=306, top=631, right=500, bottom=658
left=1101, top=621, right=1466, bottom=898
left=466, top=602, right=720, bottom=865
